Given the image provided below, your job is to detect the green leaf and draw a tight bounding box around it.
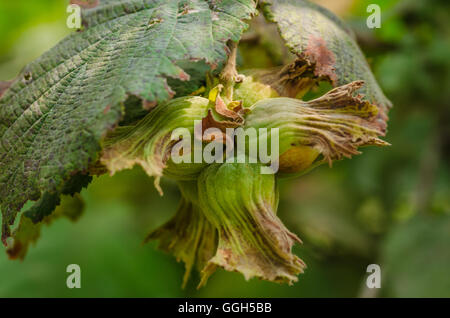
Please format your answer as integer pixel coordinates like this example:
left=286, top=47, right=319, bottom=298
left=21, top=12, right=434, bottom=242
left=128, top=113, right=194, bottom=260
left=6, top=194, right=85, bottom=260
left=24, top=173, right=91, bottom=223
left=167, top=60, right=211, bottom=98
left=0, top=0, right=257, bottom=242
left=261, top=0, right=392, bottom=119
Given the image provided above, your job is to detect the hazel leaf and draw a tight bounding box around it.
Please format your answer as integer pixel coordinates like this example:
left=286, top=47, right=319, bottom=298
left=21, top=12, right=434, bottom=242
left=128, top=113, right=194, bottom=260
left=6, top=194, right=85, bottom=260
left=0, top=0, right=257, bottom=242
left=261, top=0, right=392, bottom=116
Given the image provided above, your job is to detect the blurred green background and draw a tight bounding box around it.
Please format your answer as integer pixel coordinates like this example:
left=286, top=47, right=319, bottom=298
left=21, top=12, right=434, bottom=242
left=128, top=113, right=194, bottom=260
left=0, top=0, right=449, bottom=297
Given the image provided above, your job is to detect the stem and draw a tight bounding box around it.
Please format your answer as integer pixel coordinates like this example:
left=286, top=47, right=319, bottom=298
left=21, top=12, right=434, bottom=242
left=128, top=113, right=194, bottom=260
left=219, top=41, right=244, bottom=101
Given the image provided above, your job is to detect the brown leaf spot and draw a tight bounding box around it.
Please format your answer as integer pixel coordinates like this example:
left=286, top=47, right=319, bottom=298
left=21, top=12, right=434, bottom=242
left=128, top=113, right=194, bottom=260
left=70, top=0, right=99, bottom=9
left=103, top=105, right=111, bottom=114
left=142, top=100, right=158, bottom=110
left=178, top=3, right=200, bottom=17
left=148, top=17, right=164, bottom=27
left=303, top=35, right=338, bottom=85
left=0, top=81, right=12, bottom=98
left=164, top=81, right=176, bottom=100
left=178, top=70, right=190, bottom=81
left=6, top=241, right=23, bottom=260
